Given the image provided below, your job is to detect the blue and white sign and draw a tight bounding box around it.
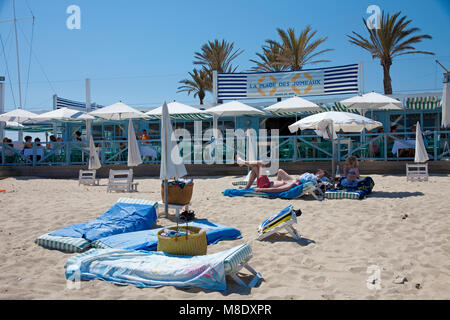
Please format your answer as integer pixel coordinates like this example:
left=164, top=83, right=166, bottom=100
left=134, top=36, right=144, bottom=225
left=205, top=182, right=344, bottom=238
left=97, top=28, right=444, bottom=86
left=217, top=64, right=359, bottom=100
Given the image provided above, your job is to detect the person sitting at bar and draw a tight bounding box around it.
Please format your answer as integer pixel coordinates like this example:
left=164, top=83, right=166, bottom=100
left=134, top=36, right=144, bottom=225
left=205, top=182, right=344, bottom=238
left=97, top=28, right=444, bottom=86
left=24, top=136, right=33, bottom=149
left=137, top=129, right=151, bottom=144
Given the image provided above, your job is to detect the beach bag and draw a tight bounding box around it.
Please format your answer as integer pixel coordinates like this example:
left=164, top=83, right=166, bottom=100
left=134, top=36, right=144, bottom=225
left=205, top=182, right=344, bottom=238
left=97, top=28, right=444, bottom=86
left=161, top=180, right=194, bottom=205
left=157, top=225, right=207, bottom=256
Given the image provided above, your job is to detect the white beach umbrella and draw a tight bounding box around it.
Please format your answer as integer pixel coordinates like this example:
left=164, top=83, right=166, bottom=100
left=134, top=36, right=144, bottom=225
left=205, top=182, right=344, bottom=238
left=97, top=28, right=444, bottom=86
left=88, top=134, right=101, bottom=170
left=33, top=107, right=85, bottom=121
left=442, top=81, right=450, bottom=128
left=289, top=111, right=382, bottom=177
left=205, top=100, right=265, bottom=117
left=414, top=121, right=429, bottom=163
left=0, top=108, right=38, bottom=122
left=127, top=118, right=143, bottom=167
left=146, top=101, right=210, bottom=120
left=89, top=101, right=147, bottom=120
left=265, top=96, right=322, bottom=115
left=5, top=121, right=24, bottom=129
left=160, top=101, right=187, bottom=216
left=340, top=91, right=403, bottom=115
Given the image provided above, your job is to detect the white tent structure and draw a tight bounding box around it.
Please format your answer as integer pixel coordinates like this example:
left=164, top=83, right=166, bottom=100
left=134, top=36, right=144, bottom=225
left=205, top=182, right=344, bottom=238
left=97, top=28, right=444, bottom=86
left=146, top=101, right=209, bottom=120
left=442, top=81, right=450, bottom=128
left=340, top=91, right=403, bottom=113
left=265, top=96, right=322, bottom=115
left=89, top=101, right=147, bottom=167
left=160, top=101, right=188, bottom=217
left=288, top=111, right=382, bottom=177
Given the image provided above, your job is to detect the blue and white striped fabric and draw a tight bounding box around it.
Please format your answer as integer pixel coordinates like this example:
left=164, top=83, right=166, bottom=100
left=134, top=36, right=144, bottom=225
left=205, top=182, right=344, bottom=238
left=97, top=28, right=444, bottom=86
left=55, top=96, right=104, bottom=111
left=65, top=244, right=251, bottom=291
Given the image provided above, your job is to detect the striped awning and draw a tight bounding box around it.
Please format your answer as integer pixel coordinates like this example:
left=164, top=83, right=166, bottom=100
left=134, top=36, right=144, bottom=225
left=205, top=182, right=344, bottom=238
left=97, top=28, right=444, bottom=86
left=270, top=102, right=360, bottom=117
left=146, top=113, right=211, bottom=121
left=406, top=96, right=441, bottom=110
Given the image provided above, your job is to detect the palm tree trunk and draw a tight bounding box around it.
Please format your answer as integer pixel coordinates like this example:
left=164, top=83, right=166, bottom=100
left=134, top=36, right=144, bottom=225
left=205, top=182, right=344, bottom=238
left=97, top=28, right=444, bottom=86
left=382, top=61, right=393, bottom=94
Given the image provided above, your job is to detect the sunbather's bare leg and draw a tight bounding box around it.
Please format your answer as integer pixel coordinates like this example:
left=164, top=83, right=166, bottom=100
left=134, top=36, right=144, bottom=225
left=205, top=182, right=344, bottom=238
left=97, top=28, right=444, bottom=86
left=236, top=155, right=266, bottom=167
left=276, top=168, right=295, bottom=181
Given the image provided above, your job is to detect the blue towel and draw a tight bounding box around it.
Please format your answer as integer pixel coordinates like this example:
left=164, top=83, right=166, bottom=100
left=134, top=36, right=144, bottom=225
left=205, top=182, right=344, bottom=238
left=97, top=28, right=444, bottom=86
left=92, top=219, right=242, bottom=250
left=223, top=183, right=305, bottom=199
left=50, top=202, right=158, bottom=242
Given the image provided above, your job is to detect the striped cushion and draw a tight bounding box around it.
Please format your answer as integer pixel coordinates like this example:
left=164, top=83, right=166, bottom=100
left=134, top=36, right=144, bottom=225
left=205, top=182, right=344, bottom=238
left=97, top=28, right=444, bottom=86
left=90, top=239, right=110, bottom=249
left=223, top=244, right=253, bottom=274
left=35, top=233, right=91, bottom=253
left=324, top=190, right=361, bottom=200
left=232, top=180, right=256, bottom=186
left=116, top=198, right=158, bottom=207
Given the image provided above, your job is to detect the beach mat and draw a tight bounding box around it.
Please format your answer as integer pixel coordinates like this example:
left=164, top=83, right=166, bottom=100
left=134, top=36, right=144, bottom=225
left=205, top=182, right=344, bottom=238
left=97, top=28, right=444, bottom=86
left=223, top=181, right=317, bottom=199
left=91, top=219, right=242, bottom=250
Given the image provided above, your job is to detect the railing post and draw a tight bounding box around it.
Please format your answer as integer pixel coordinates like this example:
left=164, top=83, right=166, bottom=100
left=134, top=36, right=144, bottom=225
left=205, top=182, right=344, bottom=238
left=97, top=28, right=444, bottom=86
left=1, top=142, right=4, bottom=165
left=434, top=131, right=438, bottom=161
left=293, top=136, right=297, bottom=161
left=384, top=133, right=387, bottom=161
left=65, top=141, right=70, bottom=165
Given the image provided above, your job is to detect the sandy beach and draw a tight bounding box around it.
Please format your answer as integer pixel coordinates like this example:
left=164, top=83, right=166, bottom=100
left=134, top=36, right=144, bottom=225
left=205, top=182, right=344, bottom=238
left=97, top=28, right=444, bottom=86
left=0, top=173, right=449, bottom=300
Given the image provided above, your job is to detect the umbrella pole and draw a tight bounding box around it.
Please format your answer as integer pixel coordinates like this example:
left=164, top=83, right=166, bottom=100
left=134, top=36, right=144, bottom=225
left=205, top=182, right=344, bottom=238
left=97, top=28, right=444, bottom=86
left=164, top=178, right=168, bottom=218
left=331, top=122, right=336, bottom=180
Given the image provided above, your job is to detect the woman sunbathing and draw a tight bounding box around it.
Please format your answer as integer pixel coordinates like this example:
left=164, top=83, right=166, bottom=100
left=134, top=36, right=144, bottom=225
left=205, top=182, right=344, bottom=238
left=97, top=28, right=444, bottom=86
left=236, top=155, right=328, bottom=193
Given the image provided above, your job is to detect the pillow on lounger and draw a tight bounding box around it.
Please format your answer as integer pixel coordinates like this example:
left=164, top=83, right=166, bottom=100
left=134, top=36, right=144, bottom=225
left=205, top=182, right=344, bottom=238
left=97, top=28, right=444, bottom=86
left=35, top=233, right=91, bottom=253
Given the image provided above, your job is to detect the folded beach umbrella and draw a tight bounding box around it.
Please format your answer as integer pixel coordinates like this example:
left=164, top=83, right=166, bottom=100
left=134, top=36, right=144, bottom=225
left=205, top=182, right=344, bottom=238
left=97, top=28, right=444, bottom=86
left=127, top=118, right=143, bottom=167
left=88, top=134, right=101, bottom=170
left=288, top=111, right=382, bottom=178
left=160, top=101, right=187, bottom=216
left=442, top=81, right=450, bottom=128
left=414, top=121, right=429, bottom=163
left=265, top=96, right=322, bottom=116
left=340, top=91, right=403, bottom=114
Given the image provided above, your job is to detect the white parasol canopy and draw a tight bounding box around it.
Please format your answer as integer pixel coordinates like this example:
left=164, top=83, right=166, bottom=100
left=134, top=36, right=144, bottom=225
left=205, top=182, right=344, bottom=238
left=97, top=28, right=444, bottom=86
left=204, top=100, right=265, bottom=117
left=5, top=121, right=24, bottom=129
left=442, top=81, right=450, bottom=128
left=127, top=118, right=143, bottom=167
left=289, top=111, right=382, bottom=177
left=33, top=107, right=86, bottom=121
left=265, top=96, right=322, bottom=114
left=414, top=121, right=429, bottom=163
left=146, top=101, right=209, bottom=120
left=89, top=101, right=147, bottom=120
left=0, top=108, right=38, bottom=122
left=340, top=91, right=403, bottom=112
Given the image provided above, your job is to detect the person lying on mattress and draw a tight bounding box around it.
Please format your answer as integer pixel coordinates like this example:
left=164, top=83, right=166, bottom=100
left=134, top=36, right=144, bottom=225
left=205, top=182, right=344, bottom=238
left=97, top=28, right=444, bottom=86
left=236, top=155, right=329, bottom=192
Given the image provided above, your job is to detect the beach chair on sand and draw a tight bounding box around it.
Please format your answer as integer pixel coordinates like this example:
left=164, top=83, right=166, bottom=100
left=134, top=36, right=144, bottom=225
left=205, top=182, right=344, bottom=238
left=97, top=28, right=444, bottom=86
left=257, top=205, right=301, bottom=242
left=107, top=169, right=138, bottom=192
left=406, top=163, right=429, bottom=182
left=78, top=170, right=100, bottom=186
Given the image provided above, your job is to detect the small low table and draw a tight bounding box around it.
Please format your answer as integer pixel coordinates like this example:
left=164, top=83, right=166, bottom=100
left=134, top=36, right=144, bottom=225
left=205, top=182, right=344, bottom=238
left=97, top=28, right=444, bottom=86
left=157, top=201, right=191, bottom=219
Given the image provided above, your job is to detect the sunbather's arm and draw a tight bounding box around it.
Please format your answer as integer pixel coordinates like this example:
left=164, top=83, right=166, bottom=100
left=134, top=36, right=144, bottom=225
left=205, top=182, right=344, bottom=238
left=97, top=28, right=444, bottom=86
left=255, top=181, right=298, bottom=193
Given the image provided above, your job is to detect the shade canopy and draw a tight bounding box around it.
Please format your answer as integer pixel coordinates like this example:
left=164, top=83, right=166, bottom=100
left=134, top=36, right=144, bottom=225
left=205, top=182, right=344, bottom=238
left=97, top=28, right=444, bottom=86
left=205, top=100, right=265, bottom=117
left=89, top=102, right=147, bottom=120
left=442, top=82, right=450, bottom=128
left=414, top=121, right=429, bottom=163
left=288, top=111, right=383, bottom=134
left=146, top=101, right=210, bottom=120
left=0, top=108, right=39, bottom=123
left=340, top=91, right=403, bottom=111
left=127, top=118, right=143, bottom=167
left=5, top=121, right=24, bottom=129
left=160, top=101, right=187, bottom=180
left=33, top=107, right=87, bottom=121
left=265, top=96, right=322, bottom=115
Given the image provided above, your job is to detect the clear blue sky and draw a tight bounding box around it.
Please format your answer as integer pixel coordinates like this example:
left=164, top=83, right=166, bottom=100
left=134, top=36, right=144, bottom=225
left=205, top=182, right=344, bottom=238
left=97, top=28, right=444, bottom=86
left=0, top=0, right=449, bottom=112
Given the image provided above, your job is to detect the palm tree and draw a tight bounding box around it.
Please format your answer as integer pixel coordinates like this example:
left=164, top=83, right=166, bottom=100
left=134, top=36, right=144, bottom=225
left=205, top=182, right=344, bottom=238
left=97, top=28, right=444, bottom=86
left=267, top=26, right=332, bottom=71
left=249, top=41, right=288, bottom=72
left=348, top=11, right=434, bottom=94
left=177, top=69, right=211, bottom=105
left=193, top=39, right=244, bottom=74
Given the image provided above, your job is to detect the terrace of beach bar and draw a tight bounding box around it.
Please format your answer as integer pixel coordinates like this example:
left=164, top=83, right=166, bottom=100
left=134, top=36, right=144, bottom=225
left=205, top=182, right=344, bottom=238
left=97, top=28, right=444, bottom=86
left=1, top=91, right=449, bottom=177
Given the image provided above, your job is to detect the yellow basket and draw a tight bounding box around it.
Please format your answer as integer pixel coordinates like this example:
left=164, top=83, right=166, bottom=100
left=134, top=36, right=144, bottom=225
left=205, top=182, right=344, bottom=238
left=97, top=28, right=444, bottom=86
left=161, top=183, right=194, bottom=205
left=157, top=226, right=207, bottom=256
